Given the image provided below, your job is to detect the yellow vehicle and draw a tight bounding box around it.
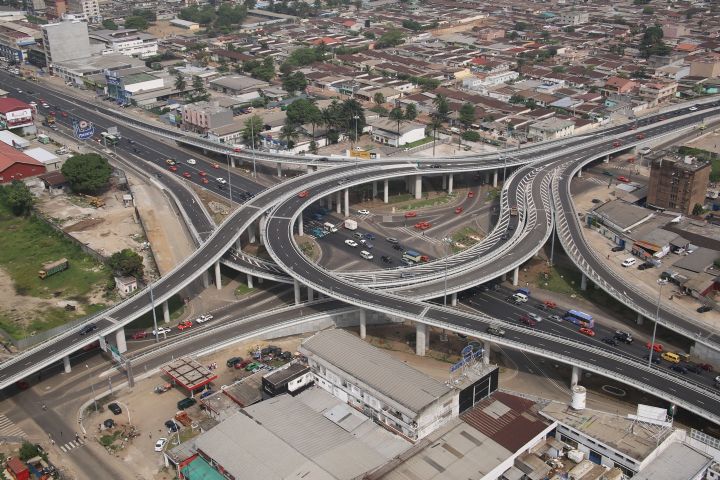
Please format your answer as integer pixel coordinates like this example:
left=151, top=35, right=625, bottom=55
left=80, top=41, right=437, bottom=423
left=661, top=352, right=680, bottom=364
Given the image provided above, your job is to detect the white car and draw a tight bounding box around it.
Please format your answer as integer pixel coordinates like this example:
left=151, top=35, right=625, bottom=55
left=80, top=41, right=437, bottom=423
left=345, top=239, right=358, bottom=247
left=196, top=314, right=214, bottom=324
left=216, top=177, right=227, bottom=184
left=621, top=257, right=636, bottom=267
left=548, top=314, right=562, bottom=322
left=357, top=209, right=370, bottom=215
left=360, top=250, right=374, bottom=260
left=155, top=438, right=167, bottom=452
left=689, top=106, right=698, bottom=111
left=639, top=147, right=652, bottom=155
left=187, top=158, right=197, bottom=165
left=152, top=327, right=171, bottom=336
left=527, top=313, right=543, bottom=323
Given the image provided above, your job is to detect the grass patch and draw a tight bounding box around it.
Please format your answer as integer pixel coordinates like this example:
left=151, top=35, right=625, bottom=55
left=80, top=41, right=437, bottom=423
left=401, top=194, right=453, bottom=211
left=387, top=193, right=414, bottom=204
left=132, top=294, right=185, bottom=328
left=234, top=283, right=254, bottom=297
left=451, top=227, right=481, bottom=253
left=99, top=431, right=121, bottom=447
left=401, top=136, right=434, bottom=149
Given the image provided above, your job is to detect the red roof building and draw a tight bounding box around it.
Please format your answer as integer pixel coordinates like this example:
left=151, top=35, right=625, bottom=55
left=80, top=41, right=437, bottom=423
left=6, top=456, right=30, bottom=480
left=0, top=141, right=46, bottom=183
left=0, top=98, right=34, bottom=130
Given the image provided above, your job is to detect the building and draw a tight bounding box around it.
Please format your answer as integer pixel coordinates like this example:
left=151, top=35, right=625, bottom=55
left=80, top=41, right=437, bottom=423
left=52, top=53, right=144, bottom=86
left=44, top=0, right=67, bottom=19
left=299, top=329, right=459, bottom=441
left=0, top=22, right=41, bottom=65
left=169, top=18, right=200, bottom=31
left=647, top=155, right=711, bottom=215
left=65, top=0, right=99, bottom=23
left=261, top=361, right=313, bottom=397
left=181, top=101, right=233, bottom=134
left=209, top=74, right=270, bottom=96
left=0, top=98, right=34, bottom=130
left=105, top=70, right=164, bottom=106
left=602, top=76, right=637, bottom=96
left=689, top=56, right=720, bottom=79
left=639, top=81, right=678, bottom=105
left=41, top=16, right=90, bottom=66
left=89, top=29, right=158, bottom=58
left=0, top=141, right=46, bottom=183
left=369, top=118, right=425, bottom=148
left=463, top=70, right=519, bottom=90
left=5, top=456, right=29, bottom=480
left=528, top=117, right=575, bottom=141
left=557, top=11, right=590, bottom=25
left=114, top=276, right=138, bottom=296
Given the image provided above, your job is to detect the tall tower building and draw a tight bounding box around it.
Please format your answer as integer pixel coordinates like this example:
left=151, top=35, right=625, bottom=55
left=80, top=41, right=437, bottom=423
left=41, top=16, right=90, bottom=66
left=647, top=155, right=711, bottom=215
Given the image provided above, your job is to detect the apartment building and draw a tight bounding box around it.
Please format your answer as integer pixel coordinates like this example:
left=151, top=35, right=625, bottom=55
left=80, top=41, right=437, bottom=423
left=181, top=101, right=233, bottom=134
left=66, top=0, right=100, bottom=23
left=639, top=81, right=678, bottom=105
left=647, top=155, right=711, bottom=215
left=41, top=16, right=90, bottom=65
left=89, top=29, right=158, bottom=58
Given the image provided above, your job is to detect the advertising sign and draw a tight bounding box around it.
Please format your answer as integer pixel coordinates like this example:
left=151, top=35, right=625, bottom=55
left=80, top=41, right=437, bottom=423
left=73, top=119, right=95, bottom=140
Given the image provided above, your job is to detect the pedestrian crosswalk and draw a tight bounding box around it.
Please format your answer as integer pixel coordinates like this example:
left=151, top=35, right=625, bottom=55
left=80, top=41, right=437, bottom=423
left=0, top=414, right=25, bottom=438
left=397, top=227, right=443, bottom=245
left=59, top=438, right=86, bottom=453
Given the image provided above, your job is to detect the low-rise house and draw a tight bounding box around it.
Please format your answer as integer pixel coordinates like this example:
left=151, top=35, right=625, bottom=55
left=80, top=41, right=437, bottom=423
left=369, top=118, right=425, bottom=148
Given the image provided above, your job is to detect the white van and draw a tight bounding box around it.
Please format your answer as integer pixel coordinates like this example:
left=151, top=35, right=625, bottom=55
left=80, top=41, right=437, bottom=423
left=323, top=222, right=338, bottom=233
left=622, top=257, right=636, bottom=267
left=512, top=292, right=528, bottom=303
left=360, top=250, right=374, bottom=260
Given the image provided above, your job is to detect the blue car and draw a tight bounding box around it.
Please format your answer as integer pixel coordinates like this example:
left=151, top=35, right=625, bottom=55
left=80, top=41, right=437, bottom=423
left=365, top=233, right=376, bottom=240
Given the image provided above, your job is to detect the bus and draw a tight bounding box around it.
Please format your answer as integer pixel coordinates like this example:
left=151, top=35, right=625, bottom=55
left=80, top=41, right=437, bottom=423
left=101, top=132, right=120, bottom=146
left=402, top=250, right=422, bottom=263
left=563, top=310, right=594, bottom=328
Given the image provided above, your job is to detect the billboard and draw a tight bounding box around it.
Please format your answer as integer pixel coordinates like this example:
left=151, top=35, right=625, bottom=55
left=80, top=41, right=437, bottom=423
left=73, top=119, right=95, bottom=140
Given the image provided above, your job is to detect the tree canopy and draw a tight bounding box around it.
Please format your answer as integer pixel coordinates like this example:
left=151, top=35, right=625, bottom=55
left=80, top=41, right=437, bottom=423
left=124, top=16, right=148, bottom=30
left=108, top=249, right=144, bottom=279
left=242, top=115, right=264, bottom=147
left=61, top=153, right=112, bottom=194
left=375, top=29, right=405, bottom=48
left=458, top=102, right=476, bottom=129
left=281, top=71, right=308, bottom=96
left=0, top=180, right=33, bottom=216
left=102, top=19, right=118, bottom=30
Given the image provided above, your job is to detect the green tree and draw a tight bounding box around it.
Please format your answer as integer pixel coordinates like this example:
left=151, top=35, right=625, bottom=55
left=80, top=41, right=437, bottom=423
left=61, top=153, right=112, bottom=194
left=458, top=102, right=476, bottom=129
left=2, top=180, right=34, bottom=216
left=19, top=442, right=40, bottom=461
left=174, top=73, right=186, bottom=91
left=242, top=115, right=264, bottom=147
left=108, top=249, right=144, bottom=279
left=340, top=99, right=366, bottom=140
left=309, top=140, right=318, bottom=154
left=402, top=19, right=423, bottom=31
left=286, top=98, right=322, bottom=139
left=404, top=103, right=417, bottom=120
left=388, top=106, right=405, bottom=145
left=692, top=203, right=704, bottom=216
left=461, top=130, right=480, bottom=142
left=124, top=16, right=149, bottom=30
left=432, top=94, right=450, bottom=123
left=376, top=29, right=405, bottom=48
left=373, top=92, right=385, bottom=106
left=281, top=71, right=308, bottom=96
left=642, top=6, right=654, bottom=14
left=279, top=122, right=300, bottom=149
left=102, top=19, right=118, bottom=30
left=132, top=9, right=157, bottom=21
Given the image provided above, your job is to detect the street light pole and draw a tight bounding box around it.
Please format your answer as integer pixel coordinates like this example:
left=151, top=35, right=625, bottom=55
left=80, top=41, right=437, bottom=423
left=250, top=119, right=257, bottom=178
left=442, top=237, right=451, bottom=307
left=149, top=281, right=158, bottom=343
left=648, top=279, right=666, bottom=368
left=353, top=115, right=359, bottom=143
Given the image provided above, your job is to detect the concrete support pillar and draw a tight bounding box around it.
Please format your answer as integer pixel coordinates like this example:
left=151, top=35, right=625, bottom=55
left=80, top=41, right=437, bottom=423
left=298, top=214, right=304, bottom=236
left=63, top=355, right=71, bottom=373
left=277, top=162, right=282, bottom=177
left=294, top=279, right=301, bottom=305
left=230, top=157, right=236, bottom=168
left=493, top=170, right=498, bottom=188
left=235, top=237, right=242, bottom=251
left=247, top=274, right=254, bottom=289
left=571, top=366, right=582, bottom=387
left=162, top=300, right=170, bottom=323
left=383, top=179, right=389, bottom=203
left=201, top=270, right=210, bottom=289
left=359, top=309, right=367, bottom=339
left=307, top=286, right=314, bottom=302
left=372, top=181, right=378, bottom=199
left=248, top=222, right=257, bottom=243
left=442, top=175, right=447, bottom=190
left=115, top=327, right=127, bottom=354
left=580, top=273, right=588, bottom=291
left=258, top=216, right=266, bottom=246
left=485, top=172, right=491, bottom=184
left=512, top=266, right=519, bottom=286
left=344, top=188, right=349, bottom=217
left=483, top=341, right=491, bottom=365
left=636, top=313, right=644, bottom=326
left=577, top=169, right=582, bottom=178
left=214, top=261, right=222, bottom=290
left=414, top=174, right=422, bottom=200
left=451, top=292, right=457, bottom=307
left=603, top=155, right=610, bottom=164
left=448, top=173, right=454, bottom=194
left=416, top=323, right=427, bottom=356
left=336, top=191, right=342, bottom=214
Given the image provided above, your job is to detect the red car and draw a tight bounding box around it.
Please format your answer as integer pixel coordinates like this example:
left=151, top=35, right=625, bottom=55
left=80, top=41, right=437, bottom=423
left=169, top=165, right=178, bottom=172
left=198, top=170, right=207, bottom=177
left=131, top=331, right=147, bottom=340
left=178, top=320, right=193, bottom=331
left=519, top=315, right=537, bottom=327
left=646, top=342, right=663, bottom=352
left=201, top=177, right=209, bottom=184
left=61, top=111, right=68, bottom=117
left=414, top=221, right=431, bottom=230
left=579, top=327, right=595, bottom=337
left=628, top=125, right=637, bottom=130
left=455, top=206, right=463, bottom=214
left=235, top=359, right=252, bottom=369
left=298, top=190, right=309, bottom=198
left=617, top=176, right=630, bottom=183
left=467, top=191, right=474, bottom=198
left=404, top=211, right=417, bottom=218
left=183, top=172, right=192, bottom=178
left=636, top=133, right=645, bottom=139
left=612, top=141, right=621, bottom=147
left=420, top=255, right=430, bottom=262
left=543, top=300, right=557, bottom=309
left=212, top=163, right=220, bottom=169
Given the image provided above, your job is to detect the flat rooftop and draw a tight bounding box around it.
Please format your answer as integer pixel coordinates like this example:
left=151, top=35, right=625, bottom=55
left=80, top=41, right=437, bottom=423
left=632, top=442, right=712, bottom=480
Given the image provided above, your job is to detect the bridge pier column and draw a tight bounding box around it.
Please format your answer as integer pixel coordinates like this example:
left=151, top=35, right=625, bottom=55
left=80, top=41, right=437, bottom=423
left=63, top=355, right=71, bottom=373
left=603, top=155, right=610, bottom=164
left=442, top=175, right=447, bottom=190
left=248, top=222, right=257, bottom=243
left=448, top=173, right=454, bottom=194
left=512, top=267, right=519, bottom=286
left=247, top=274, right=254, bottom=289
left=359, top=309, right=366, bottom=339
left=307, top=286, right=314, bottom=302
left=298, top=214, right=304, bottom=236
left=294, top=279, right=301, bottom=305
left=201, top=270, right=210, bottom=289
left=214, top=261, right=222, bottom=290
left=577, top=169, right=582, bottom=178
left=372, top=181, right=378, bottom=199
left=383, top=179, right=389, bottom=203
left=277, top=162, right=282, bottom=177
left=483, top=341, right=491, bottom=365
left=485, top=172, right=491, bottom=184
left=414, top=175, right=422, bottom=200
left=115, top=327, right=127, bottom=354
left=636, top=313, right=644, bottom=325
left=415, top=323, right=427, bottom=356
left=571, top=366, right=582, bottom=387
left=450, top=292, right=457, bottom=307
left=163, top=300, right=170, bottom=323
left=493, top=170, right=498, bottom=188
left=230, top=157, right=236, bottom=168
left=259, top=216, right=267, bottom=246
left=580, top=273, right=588, bottom=291
left=235, top=237, right=242, bottom=251
left=344, top=188, right=349, bottom=217
left=336, top=191, right=342, bottom=213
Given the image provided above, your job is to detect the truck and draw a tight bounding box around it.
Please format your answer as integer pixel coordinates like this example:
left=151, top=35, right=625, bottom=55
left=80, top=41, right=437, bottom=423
left=510, top=206, right=518, bottom=216
left=323, top=222, right=338, bottom=233
left=344, top=219, right=358, bottom=230
left=511, top=287, right=530, bottom=303
left=38, top=258, right=68, bottom=279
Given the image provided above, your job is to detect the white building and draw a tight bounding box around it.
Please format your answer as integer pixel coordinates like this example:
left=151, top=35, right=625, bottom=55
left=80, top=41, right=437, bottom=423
left=528, top=117, right=575, bottom=140
left=557, top=11, right=589, bottom=26
left=41, top=16, right=90, bottom=65
left=65, top=0, right=100, bottom=23
left=89, top=29, right=158, bottom=58
left=368, top=118, right=425, bottom=148
left=463, top=70, right=519, bottom=90
left=299, top=329, right=459, bottom=441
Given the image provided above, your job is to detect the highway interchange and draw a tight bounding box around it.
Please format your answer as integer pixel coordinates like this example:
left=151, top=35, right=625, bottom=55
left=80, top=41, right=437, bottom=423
left=1, top=71, right=720, bottom=427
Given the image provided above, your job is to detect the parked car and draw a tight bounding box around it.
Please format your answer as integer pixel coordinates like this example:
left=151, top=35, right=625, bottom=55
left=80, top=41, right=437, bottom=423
left=638, top=262, right=653, bottom=270
left=130, top=331, right=147, bottom=340
left=226, top=357, right=243, bottom=368
left=611, top=246, right=624, bottom=252
left=697, top=305, right=712, bottom=313
left=155, top=438, right=168, bottom=452
left=360, top=250, right=374, bottom=260
left=621, top=257, right=636, bottom=267
left=164, top=420, right=179, bottom=432
left=579, top=327, right=595, bottom=337
left=177, top=398, right=196, bottom=410
left=108, top=403, right=122, bottom=415
left=357, top=209, right=370, bottom=215
left=344, top=239, right=358, bottom=247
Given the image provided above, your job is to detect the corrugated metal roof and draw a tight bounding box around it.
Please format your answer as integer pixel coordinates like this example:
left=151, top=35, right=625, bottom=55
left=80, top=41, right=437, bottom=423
left=301, top=329, right=451, bottom=413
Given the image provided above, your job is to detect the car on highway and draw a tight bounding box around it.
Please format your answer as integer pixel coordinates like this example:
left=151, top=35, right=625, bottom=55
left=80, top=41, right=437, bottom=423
left=298, top=190, right=309, bottom=198
left=152, top=327, right=171, bottom=336
left=486, top=326, right=505, bottom=337
left=414, top=221, right=431, bottom=230
left=79, top=323, right=98, bottom=335
left=670, top=364, right=688, bottom=374
left=455, top=206, right=463, bottom=214
left=108, top=403, right=122, bottom=415
left=661, top=352, right=680, bottom=363
left=548, top=314, right=562, bottom=322
left=601, top=337, right=618, bottom=346
left=646, top=342, right=663, bottom=352
left=404, top=211, right=417, bottom=218
left=344, top=239, right=358, bottom=247
left=212, top=163, right=220, bottom=169
left=519, top=315, right=537, bottom=327
left=689, top=106, right=698, bottom=111
left=645, top=354, right=661, bottom=364
left=579, top=327, right=595, bottom=337
left=187, top=158, right=197, bottom=165
left=612, top=141, right=621, bottom=147
left=216, top=177, right=227, bottom=184
left=614, top=331, right=633, bottom=343
left=198, top=170, right=207, bottom=177
left=357, top=209, right=370, bottom=215
left=621, top=257, right=636, bottom=267
left=201, top=177, right=209, bottom=184
left=196, top=314, right=213, bottom=324
left=685, top=364, right=703, bottom=374
left=364, top=233, right=375, bottom=240
left=468, top=191, right=474, bottom=198
left=178, top=320, right=193, bottom=331
left=617, top=176, right=630, bottom=183
left=527, top=313, right=543, bottom=323
left=400, top=258, right=413, bottom=266
left=61, top=111, right=68, bottom=117
left=232, top=144, right=244, bottom=152
left=386, top=237, right=399, bottom=244
left=183, top=172, right=192, bottom=179
left=353, top=232, right=364, bottom=239
left=169, top=165, right=177, bottom=172
left=636, top=133, right=645, bottom=140
left=155, top=438, right=168, bottom=452
left=165, top=159, right=176, bottom=166
left=130, top=331, right=147, bottom=340
left=360, top=250, right=374, bottom=260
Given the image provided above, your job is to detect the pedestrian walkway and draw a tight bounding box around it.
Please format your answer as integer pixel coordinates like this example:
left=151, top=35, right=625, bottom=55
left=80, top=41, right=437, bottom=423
left=397, top=226, right=443, bottom=245
left=59, top=438, right=86, bottom=454
left=0, top=414, right=25, bottom=438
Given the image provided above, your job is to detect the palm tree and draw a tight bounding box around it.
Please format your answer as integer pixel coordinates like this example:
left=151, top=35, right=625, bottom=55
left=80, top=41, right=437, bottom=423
left=279, top=122, right=300, bottom=149
left=174, top=73, right=186, bottom=92
left=388, top=106, right=405, bottom=147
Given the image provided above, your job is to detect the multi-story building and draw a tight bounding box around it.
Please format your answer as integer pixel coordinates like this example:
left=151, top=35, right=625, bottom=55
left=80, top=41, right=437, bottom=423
left=557, top=11, right=590, bottom=25
left=689, top=56, right=720, bottom=79
left=0, top=22, right=41, bottom=65
left=0, top=98, right=34, bottom=130
left=105, top=70, right=164, bottom=106
left=639, top=81, right=678, bottom=105
left=528, top=118, right=575, bottom=141
left=181, top=101, right=233, bottom=134
left=647, top=155, right=711, bottom=215
left=41, top=16, right=90, bottom=66
left=44, top=0, right=67, bottom=19
left=65, top=0, right=100, bottom=23
left=89, top=29, right=158, bottom=58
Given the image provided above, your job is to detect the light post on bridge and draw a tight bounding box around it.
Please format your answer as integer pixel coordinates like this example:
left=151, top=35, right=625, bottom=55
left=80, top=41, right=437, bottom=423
left=250, top=119, right=257, bottom=178
left=648, top=279, right=667, bottom=368
left=442, top=237, right=452, bottom=307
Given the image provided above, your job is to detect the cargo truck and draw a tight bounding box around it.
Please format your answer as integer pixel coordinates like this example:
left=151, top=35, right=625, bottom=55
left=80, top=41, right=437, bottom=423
left=344, top=219, right=358, bottom=230
left=38, top=258, right=68, bottom=279
left=323, top=222, right=338, bottom=233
